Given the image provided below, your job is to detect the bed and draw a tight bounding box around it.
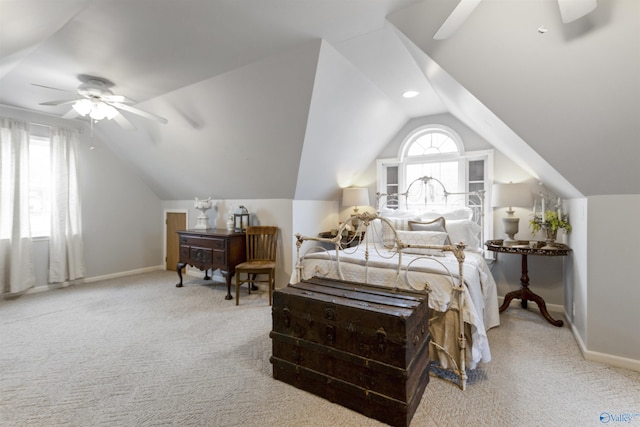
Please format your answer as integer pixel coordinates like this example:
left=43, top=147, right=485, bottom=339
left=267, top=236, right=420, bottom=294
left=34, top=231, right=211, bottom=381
left=290, top=177, right=499, bottom=390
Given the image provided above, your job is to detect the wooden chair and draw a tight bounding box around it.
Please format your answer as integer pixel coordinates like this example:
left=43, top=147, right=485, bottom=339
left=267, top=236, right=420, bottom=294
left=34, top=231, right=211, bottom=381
left=235, top=226, right=278, bottom=305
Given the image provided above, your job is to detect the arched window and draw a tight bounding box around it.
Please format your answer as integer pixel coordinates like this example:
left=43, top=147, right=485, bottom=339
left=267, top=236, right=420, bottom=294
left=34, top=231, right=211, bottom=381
left=377, top=124, right=492, bottom=217
left=402, top=126, right=462, bottom=158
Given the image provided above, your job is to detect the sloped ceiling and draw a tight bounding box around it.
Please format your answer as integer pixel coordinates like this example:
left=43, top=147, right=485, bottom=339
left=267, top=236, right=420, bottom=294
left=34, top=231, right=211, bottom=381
left=1, top=0, right=638, bottom=201
left=294, top=39, right=409, bottom=201
left=92, top=41, right=321, bottom=200
left=389, top=0, right=640, bottom=196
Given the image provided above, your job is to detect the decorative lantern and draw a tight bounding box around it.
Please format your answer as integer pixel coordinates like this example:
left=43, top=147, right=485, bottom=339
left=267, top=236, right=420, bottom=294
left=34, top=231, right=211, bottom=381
left=233, top=205, right=250, bottom=232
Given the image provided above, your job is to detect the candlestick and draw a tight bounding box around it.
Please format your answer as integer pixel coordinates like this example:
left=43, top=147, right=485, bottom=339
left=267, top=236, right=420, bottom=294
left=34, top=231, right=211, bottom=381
left=557, top=200, right=562, bottom=219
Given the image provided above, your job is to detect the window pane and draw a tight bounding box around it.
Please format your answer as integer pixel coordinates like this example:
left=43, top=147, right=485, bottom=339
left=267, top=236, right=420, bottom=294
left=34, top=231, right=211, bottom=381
left=469, top=182, right=484, bottom=193
left=385, top=166, right=399, bottom=209
left=407, top=131, right=458, bottom=157
left=406, top=161, right=458, bottom=209
left=29, top=137, right=51, bottom=237
left=468, top=160, right=484, bottom=182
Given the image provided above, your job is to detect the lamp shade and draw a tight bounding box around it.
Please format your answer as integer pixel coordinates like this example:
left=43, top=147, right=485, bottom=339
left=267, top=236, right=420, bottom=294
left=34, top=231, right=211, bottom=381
left=491, top=183, right=532, bottom=208
left=342, top=187, right=369, bottom=208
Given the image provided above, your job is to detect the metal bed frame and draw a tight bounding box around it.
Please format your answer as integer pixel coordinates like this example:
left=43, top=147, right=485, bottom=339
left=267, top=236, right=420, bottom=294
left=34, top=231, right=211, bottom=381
left=292, top=176, right=488, bottom=390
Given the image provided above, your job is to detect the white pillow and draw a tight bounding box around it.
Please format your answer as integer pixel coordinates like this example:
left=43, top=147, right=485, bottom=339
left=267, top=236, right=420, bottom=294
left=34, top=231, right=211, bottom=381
left=408, top=217, right=452, bottom=245
left=378, top=214, right=421, bottom=248
left=365, top=218, right=404, bottom=248
left=419, top=207, right=473, bottom=221
left=365, top=219, right=384, bottom=244
left=446, top=219, right=481, bottom=251
left=396, top=230, right=448, bottom=256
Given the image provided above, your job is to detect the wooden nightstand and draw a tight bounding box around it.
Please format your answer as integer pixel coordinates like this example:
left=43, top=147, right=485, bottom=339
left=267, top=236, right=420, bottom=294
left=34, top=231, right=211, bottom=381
left=486, top=239, right=571, bottom=327
left=318, top=231, right=364, bottom=249
left=176, top=229, right=246, bottom=300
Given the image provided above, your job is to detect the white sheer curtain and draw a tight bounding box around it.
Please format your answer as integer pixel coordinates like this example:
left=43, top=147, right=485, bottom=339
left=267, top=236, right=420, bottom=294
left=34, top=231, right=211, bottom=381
left=0, top=118, right=36, bottom=293
left=49, top=127, right=85, bottom=283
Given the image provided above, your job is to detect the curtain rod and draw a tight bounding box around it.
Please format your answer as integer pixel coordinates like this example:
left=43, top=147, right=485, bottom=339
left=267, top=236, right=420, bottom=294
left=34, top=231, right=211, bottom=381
left=0, top=103, right=86, bottom=131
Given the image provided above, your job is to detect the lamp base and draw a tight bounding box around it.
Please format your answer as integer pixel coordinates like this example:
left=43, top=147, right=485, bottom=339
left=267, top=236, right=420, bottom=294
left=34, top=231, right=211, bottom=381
left=502, top=216, right=520, bottom=246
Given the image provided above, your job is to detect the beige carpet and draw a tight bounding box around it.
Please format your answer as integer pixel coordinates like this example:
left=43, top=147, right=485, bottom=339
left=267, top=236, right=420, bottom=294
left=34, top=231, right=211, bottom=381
left=1, top=270, right=639, bottom=427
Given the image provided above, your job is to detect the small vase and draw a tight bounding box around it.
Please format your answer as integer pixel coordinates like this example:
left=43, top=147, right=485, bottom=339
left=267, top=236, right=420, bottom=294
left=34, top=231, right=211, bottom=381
left=226, top=219, right=234, bottom=230
left=543, top=226, right=557, bottom=248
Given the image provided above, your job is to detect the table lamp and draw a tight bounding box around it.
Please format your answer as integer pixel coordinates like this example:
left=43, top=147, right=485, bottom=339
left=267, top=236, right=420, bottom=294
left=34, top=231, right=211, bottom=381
left=342, top=187, right=369, bottom=215
left=491, top=182, right=532, bottom=246
left=342, top=187, right=369, bottom=232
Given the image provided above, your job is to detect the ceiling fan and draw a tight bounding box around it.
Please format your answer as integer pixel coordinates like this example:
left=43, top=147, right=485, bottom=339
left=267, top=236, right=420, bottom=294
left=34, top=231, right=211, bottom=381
left=36, top=76, right=168, bottom=130
left=433, top=0, right=597, bottom=40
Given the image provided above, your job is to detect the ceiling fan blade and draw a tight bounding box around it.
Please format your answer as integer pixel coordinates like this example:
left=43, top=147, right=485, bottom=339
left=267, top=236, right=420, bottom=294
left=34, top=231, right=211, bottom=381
left=557, top=0, right=597, bottom=23
left=110, top=102, right=168, bottom=124
left=433, top=0, right=482, bottom=40
left=112, top=112, right=137, bottom=130
left=39, top=98, right=79, bottom=106
left=31, top=83, right=73, bottom=93
left=102, top=94, right=134, bottom=104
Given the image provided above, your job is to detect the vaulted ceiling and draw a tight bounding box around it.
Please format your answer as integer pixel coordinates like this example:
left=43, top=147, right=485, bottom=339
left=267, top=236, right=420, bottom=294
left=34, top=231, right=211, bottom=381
left=1, top=0, right=638, bottom=200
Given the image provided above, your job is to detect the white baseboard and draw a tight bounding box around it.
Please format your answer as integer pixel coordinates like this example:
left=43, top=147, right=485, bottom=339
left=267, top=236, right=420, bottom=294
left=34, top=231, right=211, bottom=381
left=22, top=265, right=164, bottom=295
left=82, top=265, right=164, bottom=283
left=565, top=313, right=640, bottom=373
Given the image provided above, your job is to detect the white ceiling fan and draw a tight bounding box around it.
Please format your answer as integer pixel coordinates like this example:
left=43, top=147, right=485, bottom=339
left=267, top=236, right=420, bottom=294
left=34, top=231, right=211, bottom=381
left=433, top=0, right=598, bottom=40
left=36, top=76, right=168, bottom=130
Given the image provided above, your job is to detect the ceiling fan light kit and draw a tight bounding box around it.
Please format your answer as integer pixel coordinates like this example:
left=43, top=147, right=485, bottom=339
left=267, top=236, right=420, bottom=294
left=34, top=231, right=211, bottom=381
left=72, top=98, right=118, bottom=121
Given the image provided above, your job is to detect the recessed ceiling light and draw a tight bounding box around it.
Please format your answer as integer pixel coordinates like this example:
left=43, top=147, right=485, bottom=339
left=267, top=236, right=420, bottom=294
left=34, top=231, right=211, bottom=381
left=402, top=90, right=419, bottom=98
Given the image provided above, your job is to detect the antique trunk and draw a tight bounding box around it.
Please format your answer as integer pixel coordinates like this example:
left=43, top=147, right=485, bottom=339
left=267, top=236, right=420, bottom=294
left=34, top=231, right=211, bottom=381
left=270, top=277, right=431, bottom=427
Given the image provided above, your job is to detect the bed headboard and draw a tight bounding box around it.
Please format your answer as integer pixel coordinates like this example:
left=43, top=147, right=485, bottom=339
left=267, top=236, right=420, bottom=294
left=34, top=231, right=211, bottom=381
left=376, top=176, right=486, bottom=252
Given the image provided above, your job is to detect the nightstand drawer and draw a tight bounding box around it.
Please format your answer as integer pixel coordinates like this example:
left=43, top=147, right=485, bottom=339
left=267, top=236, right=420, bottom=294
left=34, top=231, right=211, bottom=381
left=189, top=247, right=213, bottom=266
left=180, top=236, right=226, bottom=250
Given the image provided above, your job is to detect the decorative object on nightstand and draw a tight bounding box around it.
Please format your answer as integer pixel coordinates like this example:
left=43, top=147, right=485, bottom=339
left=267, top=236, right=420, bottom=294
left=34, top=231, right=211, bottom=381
left=233, top=205, right=250, bottom=232
left=193, top=197, right=214, bottom=230
left=491, top=182, right=532, bottom=246
left=530, top=196, right=571, bottom=248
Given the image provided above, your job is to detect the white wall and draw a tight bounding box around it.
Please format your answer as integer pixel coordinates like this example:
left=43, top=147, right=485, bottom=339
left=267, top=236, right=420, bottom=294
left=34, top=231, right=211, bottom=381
left=80, top=135, right=163, bottom=278
left=292, top=200, right=338, bottom=278
left=585, top=195, right=640, bottom=366
left=1, top=105, right=163, bottom=287
left=565, top=198, right=588, bottom=338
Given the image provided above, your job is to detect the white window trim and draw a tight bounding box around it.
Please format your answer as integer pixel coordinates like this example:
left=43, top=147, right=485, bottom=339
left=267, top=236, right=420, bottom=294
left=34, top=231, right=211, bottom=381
left=377, top=149, right=494, bottom=197
left=398, top=124, right=465, bottom=161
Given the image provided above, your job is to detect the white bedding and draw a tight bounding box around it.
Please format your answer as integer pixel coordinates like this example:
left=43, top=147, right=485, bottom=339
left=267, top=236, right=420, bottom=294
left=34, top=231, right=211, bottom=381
left=291, top=245, right=499, bottom=370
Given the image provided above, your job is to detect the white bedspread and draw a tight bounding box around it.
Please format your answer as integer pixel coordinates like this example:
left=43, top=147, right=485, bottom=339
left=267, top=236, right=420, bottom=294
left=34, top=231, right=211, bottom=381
left=291, top=245, right=499, bottom=370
